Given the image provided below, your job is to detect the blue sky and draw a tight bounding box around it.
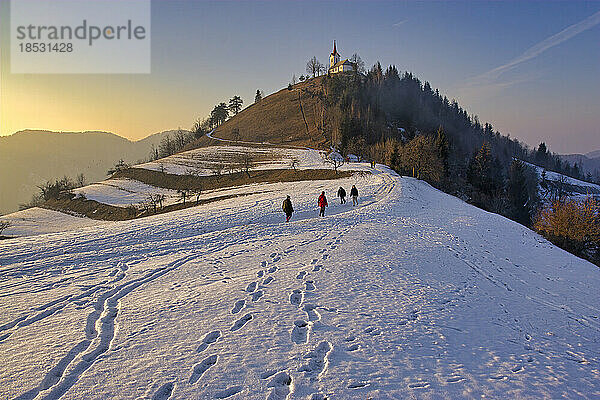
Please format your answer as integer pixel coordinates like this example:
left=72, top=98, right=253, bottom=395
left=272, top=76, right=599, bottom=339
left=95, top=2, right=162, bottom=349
left=2, top=0, right=599, bottom=154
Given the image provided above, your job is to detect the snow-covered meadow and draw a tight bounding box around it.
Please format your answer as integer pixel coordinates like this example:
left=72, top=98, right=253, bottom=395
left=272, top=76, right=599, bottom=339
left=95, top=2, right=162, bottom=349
left=136, top=146, right=328, bottom=176
left=1, top=164, right=598, bottom=399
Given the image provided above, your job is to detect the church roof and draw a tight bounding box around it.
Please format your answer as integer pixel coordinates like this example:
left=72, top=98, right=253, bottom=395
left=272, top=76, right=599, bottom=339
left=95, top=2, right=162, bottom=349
left=331, top=59, right=353, bottom=68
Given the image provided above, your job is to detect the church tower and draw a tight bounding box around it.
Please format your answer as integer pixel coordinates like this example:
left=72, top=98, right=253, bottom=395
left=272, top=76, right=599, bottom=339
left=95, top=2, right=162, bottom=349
left=330, top=40, right=340, bottom=69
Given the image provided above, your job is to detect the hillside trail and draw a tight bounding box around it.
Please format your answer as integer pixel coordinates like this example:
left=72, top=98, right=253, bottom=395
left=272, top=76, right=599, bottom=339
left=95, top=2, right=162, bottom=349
left=1, top=135, right=599, bottom=399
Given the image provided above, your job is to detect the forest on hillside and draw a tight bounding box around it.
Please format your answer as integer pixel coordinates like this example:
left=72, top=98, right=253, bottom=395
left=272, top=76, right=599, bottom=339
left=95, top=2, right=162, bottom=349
left=296, top=64, right=599, bottom=265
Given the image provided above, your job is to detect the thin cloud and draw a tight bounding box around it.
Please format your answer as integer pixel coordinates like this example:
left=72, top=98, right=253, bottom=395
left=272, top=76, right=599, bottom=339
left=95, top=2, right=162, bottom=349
left=465, top=9, right=600, bottom=89
left=392, top=19, right=408, bottom=28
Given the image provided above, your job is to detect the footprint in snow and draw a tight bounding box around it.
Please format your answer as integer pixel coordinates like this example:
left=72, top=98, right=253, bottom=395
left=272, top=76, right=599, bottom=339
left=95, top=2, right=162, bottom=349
left=252, top=290, right=264, bottom=302
left=152, top=382, right=175, bottom=400
left=262, top=276, right=274, bottom=285
left=231, top=313, right=252, bottom=331
left=312, top=264, right=322, bottom=272
left=261, top=261, right=267, bottom=268
left=299, top=341, right=332, bottom=377
left=305, top=280, right=316, bottom=291
left=364, top=326, right=381, bottom=336
left=296, top=271, right=307, bottom=280
left=408, top=381, right=430, bottom=389
left=268, top=266, right=278, bottom=273
left=511, top=365, right=524, bottom=373
left=348, top=381, right=369, bottom=389
left=346, top=343, right=360, bottom=352
left=246, top=282, right=258, bottom=292
left=302, top=304, right=320, bottom=322
left=290, top=290, right=303, bottom=307
left=214, top=385, right=243, bottom=399
left=257, top=270, right=264, bottom=278
left=189, top=355, right=218, bottom=384
left=291, top=320, right=309, bottom=344
left=197, top=330, right=221, bottom=352
left=231, top=300, right=245, bottom=314
left=266, top=371, right=292, bottom=400
left=310, top=259, right=318, bottom=265
left=284, top=246, right=295, bottom=254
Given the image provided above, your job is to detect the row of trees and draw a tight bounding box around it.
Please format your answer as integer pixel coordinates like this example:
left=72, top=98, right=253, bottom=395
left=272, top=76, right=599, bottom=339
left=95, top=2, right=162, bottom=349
left=190, top=95, right=247, bottom=140
left=149, top=129, right=196, bottom=161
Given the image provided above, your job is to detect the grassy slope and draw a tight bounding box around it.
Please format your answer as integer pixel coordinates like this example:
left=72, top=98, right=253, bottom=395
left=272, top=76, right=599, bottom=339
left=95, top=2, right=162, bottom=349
left=189, top=77, right=328, bottom=149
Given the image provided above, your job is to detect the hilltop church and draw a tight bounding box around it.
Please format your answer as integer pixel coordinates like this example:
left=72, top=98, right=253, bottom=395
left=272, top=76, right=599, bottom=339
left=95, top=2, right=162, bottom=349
left=328, top=41, right=355, bottom=75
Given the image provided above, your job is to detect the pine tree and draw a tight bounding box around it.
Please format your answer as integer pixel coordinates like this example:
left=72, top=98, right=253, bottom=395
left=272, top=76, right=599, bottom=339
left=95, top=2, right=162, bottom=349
left=254, top=89, right=263, bottom=104
left=228, top=96, right=243, bottom=115
left=507, top=160, right=532, bottom=225
left=467, top=143, right=503, bottom=195
left=535, top=142, right=549, bottom=167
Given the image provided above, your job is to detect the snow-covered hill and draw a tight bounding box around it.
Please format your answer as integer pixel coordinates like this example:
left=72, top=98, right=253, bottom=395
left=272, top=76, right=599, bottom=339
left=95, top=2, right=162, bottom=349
left=523, top=161, right=600, bottom=201
left=1, top=165, right=598, bottom=399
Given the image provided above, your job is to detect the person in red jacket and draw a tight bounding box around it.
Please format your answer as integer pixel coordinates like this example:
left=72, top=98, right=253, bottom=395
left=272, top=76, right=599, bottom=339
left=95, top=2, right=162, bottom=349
left=318, top=191, right=328, bottom=217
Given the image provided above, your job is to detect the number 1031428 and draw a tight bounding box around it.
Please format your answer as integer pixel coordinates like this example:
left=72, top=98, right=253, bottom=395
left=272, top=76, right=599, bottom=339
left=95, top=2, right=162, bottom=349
left=19, top=43, right=73, bottom=52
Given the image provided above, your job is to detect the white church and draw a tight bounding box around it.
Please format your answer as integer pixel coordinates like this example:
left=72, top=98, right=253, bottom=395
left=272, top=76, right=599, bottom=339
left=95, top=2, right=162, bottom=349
left=328, top=41, right=355, bottom=75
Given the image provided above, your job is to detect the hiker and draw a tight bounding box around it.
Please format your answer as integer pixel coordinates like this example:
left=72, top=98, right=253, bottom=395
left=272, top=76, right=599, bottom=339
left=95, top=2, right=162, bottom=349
left=337, top=186, right=347, bottom=204
left=318, top=191, right=328, bottom=217
left=282, top=195, right=294, bottom=222
left=350, top=185, right=359, bottom=206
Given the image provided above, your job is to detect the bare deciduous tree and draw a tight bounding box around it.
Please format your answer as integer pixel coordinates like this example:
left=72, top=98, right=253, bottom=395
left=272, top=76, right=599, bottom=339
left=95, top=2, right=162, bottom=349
left=306, top=56, right=324, bottom=78
left=324, top=152, right=345, bottom=174
left=290, top=158, right=299, bottom=172
left=75, top=173, right=86, bottom=188
left=235, top=152, right=254, bottom=178
left=178, top=190, right=190, bottom=205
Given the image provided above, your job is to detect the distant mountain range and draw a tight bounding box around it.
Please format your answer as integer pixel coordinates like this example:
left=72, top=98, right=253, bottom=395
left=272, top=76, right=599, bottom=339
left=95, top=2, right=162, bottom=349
left=561, top=150, right=600, bottom=176
left=0, top=129, right=178, bottom=215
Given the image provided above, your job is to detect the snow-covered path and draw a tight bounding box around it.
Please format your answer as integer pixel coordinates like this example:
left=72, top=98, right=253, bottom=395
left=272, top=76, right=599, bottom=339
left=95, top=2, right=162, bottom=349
left=1, top=168, right=599, bottom=399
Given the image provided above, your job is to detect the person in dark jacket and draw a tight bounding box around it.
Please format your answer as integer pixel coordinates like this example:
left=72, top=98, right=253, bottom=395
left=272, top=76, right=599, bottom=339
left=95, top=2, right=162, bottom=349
left=282, top=195, right=294, bottom=222
left=350, top=185, right=359, bottom=206
left=337, top=186, right=347, bottom=204
left=318, top=191, right=328, bottom=217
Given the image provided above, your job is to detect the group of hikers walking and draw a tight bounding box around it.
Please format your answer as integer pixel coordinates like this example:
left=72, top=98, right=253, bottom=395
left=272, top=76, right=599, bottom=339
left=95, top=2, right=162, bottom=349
left=282, top=185, right=359, bottom=222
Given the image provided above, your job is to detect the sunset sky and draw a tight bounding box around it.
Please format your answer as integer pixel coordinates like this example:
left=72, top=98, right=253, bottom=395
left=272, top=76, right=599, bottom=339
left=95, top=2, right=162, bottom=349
left=1, top=0, right=599, bottom=154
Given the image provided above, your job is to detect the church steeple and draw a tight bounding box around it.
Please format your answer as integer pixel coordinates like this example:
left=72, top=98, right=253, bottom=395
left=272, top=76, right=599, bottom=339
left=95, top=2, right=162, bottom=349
left=330, top=40, right=340, bottom=69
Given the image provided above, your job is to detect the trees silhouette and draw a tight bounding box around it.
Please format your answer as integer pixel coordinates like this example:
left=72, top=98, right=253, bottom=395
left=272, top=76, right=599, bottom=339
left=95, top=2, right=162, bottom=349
left=254, top=89, right=263, bottom=103
left=306, top=56, right=324, bottom=78
left=507, top=160, right=539, bottom=225
left=349, top=53, right=365, bottom=74
left=228, top=96, right=243, bottom=115
left=210, top=103, right=229, bottom=126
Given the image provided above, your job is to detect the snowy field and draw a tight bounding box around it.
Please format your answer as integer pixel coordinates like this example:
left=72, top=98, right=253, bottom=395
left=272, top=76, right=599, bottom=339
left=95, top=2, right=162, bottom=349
left=72, top=179, right=182, bottom=208
left=136, top=145, right=331, bottom=176
left=1, top=207, right=107, bottom=237
left=1, top=168, right=599, bottom=399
